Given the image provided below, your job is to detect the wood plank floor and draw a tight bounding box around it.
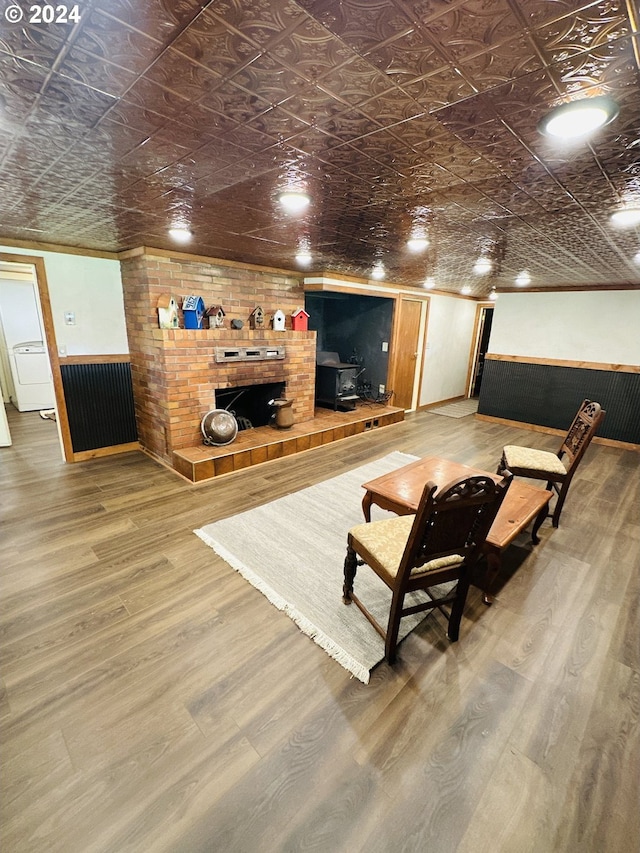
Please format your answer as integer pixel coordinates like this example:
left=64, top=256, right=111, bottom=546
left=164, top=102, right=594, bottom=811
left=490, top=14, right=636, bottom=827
left=1, top=404, right=639, bottom=853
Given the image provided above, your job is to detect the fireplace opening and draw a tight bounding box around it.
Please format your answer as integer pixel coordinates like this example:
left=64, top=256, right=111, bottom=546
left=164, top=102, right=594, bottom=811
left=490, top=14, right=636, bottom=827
left=215, top=382, right=286, bottom=430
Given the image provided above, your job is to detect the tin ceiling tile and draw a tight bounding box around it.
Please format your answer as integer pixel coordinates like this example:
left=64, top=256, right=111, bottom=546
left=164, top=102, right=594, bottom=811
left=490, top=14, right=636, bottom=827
left=298, top=0, right=415, bottom=48
left=172, top=15, right=261, bottom=78
left=92, top=0, right=210, bottom=42
left=37, top=73, right=119, bottom=129
left=403, top=64, right=477, bottom=106
left=146, top=48, right=223, bottom=100
left=0, top=0, right=638, bottom=291
left=416, top=0, right=523, bottom=61
left=0, top=23, right=65, bottom=70
left=57, top=47, right=139, bottom=98
left=456, top=34, right=543, bottom=90
left=72, top=9, right=163, bottom=72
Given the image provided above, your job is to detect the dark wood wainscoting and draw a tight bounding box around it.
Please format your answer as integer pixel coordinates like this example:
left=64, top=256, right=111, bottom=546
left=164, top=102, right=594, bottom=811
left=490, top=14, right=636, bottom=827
left=478, top=356, right=640, bottom=446
left=60, top=359, right=138, bottom=453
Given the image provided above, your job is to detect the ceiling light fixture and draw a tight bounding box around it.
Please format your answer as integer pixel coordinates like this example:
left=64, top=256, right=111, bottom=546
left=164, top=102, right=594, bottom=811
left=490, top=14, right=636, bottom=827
left=538, top=95, right=619, bottom=139
left=371, top=262, right=385, bottom=280
left=423, top=276, right=436, bottom=289
left=407, top=236, right=429, bottom=253
left=515, top=270, right=531, bottom=287
left=168, top=227, right=192, bottom=243
left=295, top=248, right=312, bottom=266
left=610, top=207, right=640, bottom=228
left=634, top=251, right=640, bottom=266
left=278, top=191, right=310, bottom=214
left=489, top=288, right=498, bottom=301
left=473, top=257, right=492, bottom=275
left=461, top=285, right=472, bottom=295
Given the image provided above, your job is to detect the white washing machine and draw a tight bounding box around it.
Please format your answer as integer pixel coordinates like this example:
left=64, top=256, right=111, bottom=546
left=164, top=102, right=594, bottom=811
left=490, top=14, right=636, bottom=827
left=10, top=341, right=55, bottom=412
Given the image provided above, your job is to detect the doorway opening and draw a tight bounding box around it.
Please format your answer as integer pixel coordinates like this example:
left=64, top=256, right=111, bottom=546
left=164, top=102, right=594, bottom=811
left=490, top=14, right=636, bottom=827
left=468, top=306, right=493, bottom=398
left=0, top=253, right=66, bottom=458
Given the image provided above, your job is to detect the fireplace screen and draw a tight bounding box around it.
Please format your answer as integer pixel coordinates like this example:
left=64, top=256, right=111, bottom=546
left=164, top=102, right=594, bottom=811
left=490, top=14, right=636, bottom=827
left=215, top=382, right=285, bottom=429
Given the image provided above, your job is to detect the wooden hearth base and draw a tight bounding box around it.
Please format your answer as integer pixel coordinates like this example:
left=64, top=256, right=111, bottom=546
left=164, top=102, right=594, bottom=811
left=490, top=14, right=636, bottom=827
left=172, top=403, right=405, bottom=482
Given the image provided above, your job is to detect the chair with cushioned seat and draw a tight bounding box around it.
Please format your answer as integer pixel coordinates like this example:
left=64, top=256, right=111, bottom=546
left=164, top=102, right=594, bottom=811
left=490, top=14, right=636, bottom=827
left=497, top=399, right=604, bottom=529
left=342, top=473, right=512, bottom=665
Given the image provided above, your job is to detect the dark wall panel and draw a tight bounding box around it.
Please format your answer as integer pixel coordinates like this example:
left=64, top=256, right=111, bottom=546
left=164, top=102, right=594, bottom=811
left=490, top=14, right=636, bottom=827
left=60, top=362, right=138, bottom=453
left=478, top=360, right=640, bottom=444
left=305, top=292, right=393, bottom=391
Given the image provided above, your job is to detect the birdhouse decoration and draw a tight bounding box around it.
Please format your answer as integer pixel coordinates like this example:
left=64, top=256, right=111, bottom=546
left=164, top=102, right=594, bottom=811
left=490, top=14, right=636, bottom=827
left=157, top=294, right=179, bottom=329
left=249, top=305, right=265, bottom=329
left=272, top=309, right=286, bottom=331
left=206, top=305, right=226, bottom=329
left=291, top=307, right=310, bottom=331
left=182, top=295, right=205, bottom=329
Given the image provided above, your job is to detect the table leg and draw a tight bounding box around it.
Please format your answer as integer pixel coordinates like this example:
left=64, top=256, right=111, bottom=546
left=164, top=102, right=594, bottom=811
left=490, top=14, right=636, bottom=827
left=481, top=551, right=502, bottom=606
left=531, top=504, right=548, bottom=544
left=362, top=490, right=373, bottom=522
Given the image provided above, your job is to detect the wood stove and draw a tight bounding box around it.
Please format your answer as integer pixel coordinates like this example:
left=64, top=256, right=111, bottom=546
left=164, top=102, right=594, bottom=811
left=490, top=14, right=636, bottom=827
left=315, top=351, right=363, bottom=411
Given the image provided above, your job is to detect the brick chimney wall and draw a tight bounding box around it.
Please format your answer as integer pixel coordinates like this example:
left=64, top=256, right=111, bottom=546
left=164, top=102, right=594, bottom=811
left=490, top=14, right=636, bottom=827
left=120, top=251, right=316, bottom=464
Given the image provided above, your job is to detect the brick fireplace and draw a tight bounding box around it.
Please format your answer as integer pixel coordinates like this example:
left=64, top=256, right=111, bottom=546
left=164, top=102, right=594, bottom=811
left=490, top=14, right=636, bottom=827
left=120, top=250, right=316, bottom=466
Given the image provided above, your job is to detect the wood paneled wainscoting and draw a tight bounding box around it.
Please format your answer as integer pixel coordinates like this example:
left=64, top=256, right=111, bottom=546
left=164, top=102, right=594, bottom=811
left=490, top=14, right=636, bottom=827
left=58, top=354, right=139, bottom=461
left=477, top=354, right=640, bottom=449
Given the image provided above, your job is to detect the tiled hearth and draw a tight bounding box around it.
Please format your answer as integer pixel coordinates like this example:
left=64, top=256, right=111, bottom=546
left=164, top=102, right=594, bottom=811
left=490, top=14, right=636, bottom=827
left=173, top=402, right=405, bottom=482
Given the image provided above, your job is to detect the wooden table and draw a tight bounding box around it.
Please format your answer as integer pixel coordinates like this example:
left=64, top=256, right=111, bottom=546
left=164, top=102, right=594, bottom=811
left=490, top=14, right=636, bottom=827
left=361, top=456, right=552, bottom=604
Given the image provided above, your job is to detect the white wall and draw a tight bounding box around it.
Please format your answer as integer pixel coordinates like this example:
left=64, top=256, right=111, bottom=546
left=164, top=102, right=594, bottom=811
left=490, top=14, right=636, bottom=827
left=489, top=290, right=640, bottom=364
left=0, top=246, right=128, bottom=356
left=419, top=294, right=477, bottom=405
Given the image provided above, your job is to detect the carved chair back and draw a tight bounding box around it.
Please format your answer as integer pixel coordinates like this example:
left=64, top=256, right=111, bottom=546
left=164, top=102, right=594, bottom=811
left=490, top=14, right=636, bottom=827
left=397, top=474, right=511, bottom=588
left=559, top=399, right=605, bottom=471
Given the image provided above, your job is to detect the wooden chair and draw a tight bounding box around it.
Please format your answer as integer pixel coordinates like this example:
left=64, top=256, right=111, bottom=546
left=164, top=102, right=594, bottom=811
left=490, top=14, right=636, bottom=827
left=342, top=473, right=512, bottom=664
left=497, top=399, right=604, bottom=528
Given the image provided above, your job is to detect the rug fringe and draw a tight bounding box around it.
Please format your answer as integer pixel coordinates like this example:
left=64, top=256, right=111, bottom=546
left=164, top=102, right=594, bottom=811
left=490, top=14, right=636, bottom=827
left=194, top=528, right=370, bottom=684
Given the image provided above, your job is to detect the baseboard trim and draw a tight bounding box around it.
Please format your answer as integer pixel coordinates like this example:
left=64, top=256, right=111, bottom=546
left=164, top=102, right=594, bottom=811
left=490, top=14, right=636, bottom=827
left=72, top=441, right=141, bottom=461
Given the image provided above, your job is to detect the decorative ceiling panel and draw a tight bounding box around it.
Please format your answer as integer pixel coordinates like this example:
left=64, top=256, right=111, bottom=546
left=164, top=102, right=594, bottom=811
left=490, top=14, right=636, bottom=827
left=0, top=0, right=638, bottom=294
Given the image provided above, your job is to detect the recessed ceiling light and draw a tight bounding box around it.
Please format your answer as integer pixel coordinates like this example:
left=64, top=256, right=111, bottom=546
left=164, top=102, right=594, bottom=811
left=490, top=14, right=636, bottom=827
left=278, top=191, right=310, bottom=214
left=423, top=276, right=436, bottom=289
left=610, top=207, right=640, bottom=228
left=473, top=257, right=492, bottom=275
left=489, top=288, right=498, bottom=301
left=515, top=270, right=531, bottom=287
left=539, top=95, right=619, bottom=139
left=407, top=236, right=429, bottom=253
left=295, top=249, right=312, bottom=266
left=461, top=285, right=471, bottom=295
left=168, top=227, right=192, bottom=243
left=371, top=262, right=385, bottom=280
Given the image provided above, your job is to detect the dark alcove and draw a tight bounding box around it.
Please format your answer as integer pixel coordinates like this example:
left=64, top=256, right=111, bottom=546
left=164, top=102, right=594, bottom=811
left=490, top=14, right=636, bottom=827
left=305, top=292, right=393, bottom=397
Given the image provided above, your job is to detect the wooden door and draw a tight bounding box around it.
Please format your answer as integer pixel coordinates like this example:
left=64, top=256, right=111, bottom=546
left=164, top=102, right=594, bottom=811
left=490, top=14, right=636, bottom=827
left=390, top=298, right=423, bottom=410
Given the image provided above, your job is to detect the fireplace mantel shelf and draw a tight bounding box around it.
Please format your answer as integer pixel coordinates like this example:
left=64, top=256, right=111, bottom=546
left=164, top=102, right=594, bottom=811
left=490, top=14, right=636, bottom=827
left=154, top=328, right=315, bottom=341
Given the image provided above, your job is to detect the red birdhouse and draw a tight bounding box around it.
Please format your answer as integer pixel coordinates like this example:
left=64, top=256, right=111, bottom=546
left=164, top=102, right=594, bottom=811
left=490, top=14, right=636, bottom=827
left=291, top=308, right=309, bottom=331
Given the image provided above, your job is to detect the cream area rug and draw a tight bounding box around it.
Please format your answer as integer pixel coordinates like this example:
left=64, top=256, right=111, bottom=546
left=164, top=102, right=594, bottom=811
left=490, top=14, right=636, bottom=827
left=195, top=451, right=437, bottom=683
